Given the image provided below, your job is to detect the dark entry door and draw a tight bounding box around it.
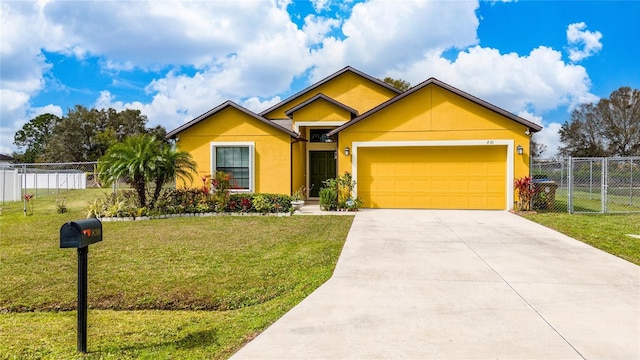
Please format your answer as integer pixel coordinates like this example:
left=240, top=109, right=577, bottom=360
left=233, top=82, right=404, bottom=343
left=309, top=151, right=336, bottom=197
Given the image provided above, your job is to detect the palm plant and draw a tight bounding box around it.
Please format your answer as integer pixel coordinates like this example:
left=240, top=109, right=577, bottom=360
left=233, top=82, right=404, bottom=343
left=98, top=134, right=196, bottom=208
left=149, top=145, right=197, bottom=208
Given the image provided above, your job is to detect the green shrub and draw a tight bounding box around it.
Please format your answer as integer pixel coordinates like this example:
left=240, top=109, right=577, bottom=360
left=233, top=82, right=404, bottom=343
left=249, top=194, right=292, bottom=213
left=97, top=188, right=293, bottom=216
left=319, top=187, right=337, bottom=211
left=56, top=198, right=68, bottom=214
left=319, top=172, right=362, bottom=211
left=228, top=193, right=254, bottom=212
left=212, top=171, right=231, bottom=211
left=87, top=191, right=143, bottom=218
left=252, top=194, right=274, bottom=213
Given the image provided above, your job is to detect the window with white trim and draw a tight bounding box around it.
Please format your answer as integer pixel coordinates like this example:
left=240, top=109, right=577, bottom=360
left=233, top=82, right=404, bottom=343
left=211, top=143, right=254, bottom=191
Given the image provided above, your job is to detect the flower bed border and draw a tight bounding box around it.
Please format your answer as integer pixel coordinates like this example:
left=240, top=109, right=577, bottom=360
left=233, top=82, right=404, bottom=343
left=98, top=211, right=291, bottom=222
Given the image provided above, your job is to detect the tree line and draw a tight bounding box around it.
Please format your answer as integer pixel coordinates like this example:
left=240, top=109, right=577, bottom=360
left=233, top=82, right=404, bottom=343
left=559, top=86, right=640, bottom=157
left=12, top=105, right=168, bottom=163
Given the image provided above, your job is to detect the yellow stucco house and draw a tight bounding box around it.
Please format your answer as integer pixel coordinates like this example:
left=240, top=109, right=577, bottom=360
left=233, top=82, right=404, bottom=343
left=166, top=66, right=542, bottom=210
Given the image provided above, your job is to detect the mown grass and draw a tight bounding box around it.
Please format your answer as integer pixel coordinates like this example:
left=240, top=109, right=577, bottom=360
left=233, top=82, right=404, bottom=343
left=522, top=212, right=640, bottom=265
left=536, top=187, right=640, bottom=213
left=0, top=189, right=354, bottom=359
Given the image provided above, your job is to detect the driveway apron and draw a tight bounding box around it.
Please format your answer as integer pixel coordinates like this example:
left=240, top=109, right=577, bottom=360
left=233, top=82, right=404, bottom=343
left=231, top=210, right=640, bottom=359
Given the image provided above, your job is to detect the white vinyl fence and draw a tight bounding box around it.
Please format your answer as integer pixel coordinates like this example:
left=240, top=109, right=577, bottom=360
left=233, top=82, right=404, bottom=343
left=1, top=168, right=21, bottom=203
left=21, top=171, right=86, bottom=191
left=0, top=163, right=96, bottom=203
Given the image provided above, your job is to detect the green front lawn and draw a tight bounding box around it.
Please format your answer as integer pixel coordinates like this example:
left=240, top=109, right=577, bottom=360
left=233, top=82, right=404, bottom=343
left=0, top=190, right=354, bottom=359
left=522, top=212, right=640, bottom=265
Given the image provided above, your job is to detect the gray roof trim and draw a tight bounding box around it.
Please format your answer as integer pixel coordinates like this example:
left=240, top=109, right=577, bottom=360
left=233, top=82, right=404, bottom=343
left=259, top=66, right=402, bottom=116
left=283, top=93, right=359, bottom=118
left=166, top=100, right=302, bottom=139
left=328, top=77, right=543, bottom=136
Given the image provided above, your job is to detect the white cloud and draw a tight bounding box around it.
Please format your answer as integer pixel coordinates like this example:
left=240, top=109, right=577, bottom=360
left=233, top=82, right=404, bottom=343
left=303, top=15, right=341, bottom=45
left=1, top=0, right=313, bottom=150
left=309, top=0, right=480, bottom=80
left=518, top=111, right=543, bottom=126
left=532, top=122, right=562, bottom=158
left=311, top=0, right=332, bottom=13
left=518, top=111, right=561, bottom=158
left=242, top=96, right=283, bottom=113
left=567, top=22, right=602, bottom=62
left=398, top=46, right=598, bottom=116
left=0, top=0, right=602, bottom=159
left=39, top=1, right=309, bottom=71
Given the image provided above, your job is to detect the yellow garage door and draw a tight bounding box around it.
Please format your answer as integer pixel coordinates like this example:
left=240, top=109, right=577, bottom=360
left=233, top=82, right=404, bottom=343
left=358, top=146, right=506, bottom=209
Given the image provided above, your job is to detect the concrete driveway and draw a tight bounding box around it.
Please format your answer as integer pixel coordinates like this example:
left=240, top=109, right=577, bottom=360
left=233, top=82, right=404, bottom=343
left=231, top=210, right=640, bottom=359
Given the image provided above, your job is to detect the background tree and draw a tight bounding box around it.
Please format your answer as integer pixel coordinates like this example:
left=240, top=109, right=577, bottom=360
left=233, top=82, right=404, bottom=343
left=559, top=86, right=639, bottom=156
left=530, top=138, right=547, bottom=157
left=598, top=87, right=640, bottom=156
left=13, top=106, right=163, bottom=163
left=12, top=113, right=61, bottom=163
left=558, top=103, right=608, bottom=157
left=382, top=77, right=411, bottom=91
left=98, top=135, right=196, bottom=208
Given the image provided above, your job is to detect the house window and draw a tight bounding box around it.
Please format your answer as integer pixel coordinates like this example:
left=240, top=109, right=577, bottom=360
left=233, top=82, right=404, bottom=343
left=211, top=142, right=254, bottom=191
left=309, top=129, right=334, bottom=143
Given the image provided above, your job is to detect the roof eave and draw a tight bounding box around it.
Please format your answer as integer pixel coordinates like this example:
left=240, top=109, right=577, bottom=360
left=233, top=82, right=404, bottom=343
left=166, top=101, right=303, bottom=140
left=328, top=78, right=543, bottom=136
left=284, top=93, right=359, bottom=119
left=259, top=66, right=401, bottom=117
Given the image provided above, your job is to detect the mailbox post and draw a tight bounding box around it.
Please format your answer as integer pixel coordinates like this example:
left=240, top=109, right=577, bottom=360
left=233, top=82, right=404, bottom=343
left=60, top=218, right=102, bottom=353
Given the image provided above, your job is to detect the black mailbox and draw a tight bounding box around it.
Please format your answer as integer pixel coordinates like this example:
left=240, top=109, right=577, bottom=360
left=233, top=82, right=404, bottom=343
left=60, top=219, right=102, bottom=248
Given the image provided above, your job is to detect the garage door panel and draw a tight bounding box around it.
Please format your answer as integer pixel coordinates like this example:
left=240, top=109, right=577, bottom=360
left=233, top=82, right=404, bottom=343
left=395, top=163, right=412, bottom=176
left=468, top=179, right=487, bottom=192
left=411, top=179, right=429, bottom=191
left=358, top=146, right=506, bottom=210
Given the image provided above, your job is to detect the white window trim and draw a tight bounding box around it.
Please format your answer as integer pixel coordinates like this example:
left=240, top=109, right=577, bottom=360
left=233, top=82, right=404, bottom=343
left=210, top=142, right=255, bottom=193
left=350, top=140, right=515, bottom=210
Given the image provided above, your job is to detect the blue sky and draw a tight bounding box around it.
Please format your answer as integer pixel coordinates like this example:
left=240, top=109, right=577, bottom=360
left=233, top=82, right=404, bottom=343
left=1, top=0, right=639, bottom=157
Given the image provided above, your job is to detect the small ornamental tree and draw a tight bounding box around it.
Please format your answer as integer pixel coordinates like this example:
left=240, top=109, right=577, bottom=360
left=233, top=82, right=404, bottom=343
left=514, top=176, right=537, bottom=211
left=98, top=134, right=196, bottom=208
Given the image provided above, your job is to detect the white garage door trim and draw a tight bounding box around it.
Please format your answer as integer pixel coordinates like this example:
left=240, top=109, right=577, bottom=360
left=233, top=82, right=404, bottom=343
left=351, top=140, right=514, bottom=210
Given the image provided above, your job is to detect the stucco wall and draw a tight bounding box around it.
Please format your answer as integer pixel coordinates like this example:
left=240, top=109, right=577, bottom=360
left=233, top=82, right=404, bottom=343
left=176, top=106, right=292, bottom=194
left=263, top=72, right=398, bottom=119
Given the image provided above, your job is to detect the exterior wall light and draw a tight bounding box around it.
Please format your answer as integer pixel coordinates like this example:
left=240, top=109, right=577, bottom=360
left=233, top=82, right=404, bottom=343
left=344, top=146, right=350, bottom=156
left=516, top=145, right=523, bottom=155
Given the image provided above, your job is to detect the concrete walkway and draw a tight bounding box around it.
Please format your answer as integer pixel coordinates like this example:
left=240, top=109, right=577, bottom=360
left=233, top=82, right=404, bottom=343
left=231, top=210, right=640, bottom=359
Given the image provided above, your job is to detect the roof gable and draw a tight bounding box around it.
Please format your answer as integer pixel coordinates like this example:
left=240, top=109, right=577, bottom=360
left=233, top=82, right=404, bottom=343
left=329, top=78, right=543, bottom=135
left=284, top=93, right=359, bottom=119
left=260, top=66, right=402, bottom=118
left=166, top=101, right=301, bottom=139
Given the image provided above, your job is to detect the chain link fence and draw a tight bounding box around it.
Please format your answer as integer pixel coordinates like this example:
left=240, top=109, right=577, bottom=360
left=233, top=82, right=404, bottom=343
left=0, top=162, right=105, bottom=215
left=531, top=157, right=640, bottom=213
left=2, top=159, right=637, bottom=215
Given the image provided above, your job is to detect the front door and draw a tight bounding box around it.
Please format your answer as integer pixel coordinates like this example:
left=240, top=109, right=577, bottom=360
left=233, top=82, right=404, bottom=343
left=309, top=151, right=336, bottom=197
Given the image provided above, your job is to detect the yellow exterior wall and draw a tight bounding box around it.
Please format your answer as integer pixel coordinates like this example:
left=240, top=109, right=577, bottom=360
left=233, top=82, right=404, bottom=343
left=291, top=99, right=353, bottom=122
left=337, top=84, right=532, bottom=208
left=175, top=106, right=292, bottom=194
left=263, top=72, right=397, bottom=119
